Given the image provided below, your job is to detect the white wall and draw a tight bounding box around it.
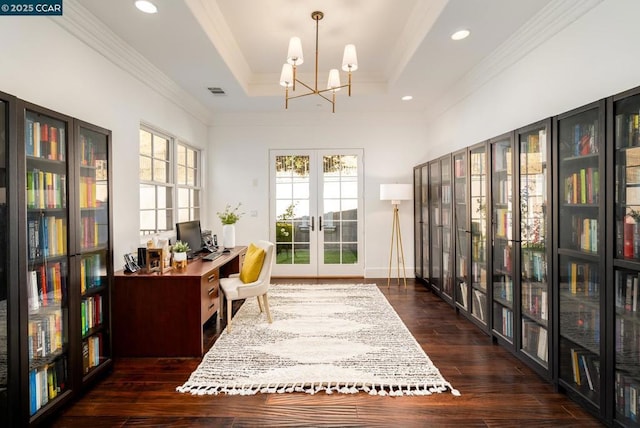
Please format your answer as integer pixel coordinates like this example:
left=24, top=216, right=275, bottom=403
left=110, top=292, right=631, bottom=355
left=425, top=0, right=640, bottom=158
left=0, top=17, right=209, bottom=265
left=208, top=112, right=427, bottom=278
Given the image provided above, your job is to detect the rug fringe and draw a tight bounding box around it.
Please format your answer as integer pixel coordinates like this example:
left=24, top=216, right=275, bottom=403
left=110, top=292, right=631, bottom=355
left=175, top=381, right=460, bottom=397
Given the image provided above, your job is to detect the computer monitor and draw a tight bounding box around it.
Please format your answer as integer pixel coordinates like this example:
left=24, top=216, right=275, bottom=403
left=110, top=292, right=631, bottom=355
left=175, top=220, right=203, bottom=258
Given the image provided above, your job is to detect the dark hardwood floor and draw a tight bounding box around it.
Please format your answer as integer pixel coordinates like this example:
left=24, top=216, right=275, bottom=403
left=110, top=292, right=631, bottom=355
left=50, top=278, right=604, bottom=427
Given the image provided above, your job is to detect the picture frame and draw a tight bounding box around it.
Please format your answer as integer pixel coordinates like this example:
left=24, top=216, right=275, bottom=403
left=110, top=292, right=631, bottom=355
left=146, top=248, right=164, bottom=273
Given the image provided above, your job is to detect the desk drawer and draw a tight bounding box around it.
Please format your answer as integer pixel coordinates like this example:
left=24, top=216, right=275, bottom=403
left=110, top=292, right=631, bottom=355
left=201, top=268, right=219, bottom=323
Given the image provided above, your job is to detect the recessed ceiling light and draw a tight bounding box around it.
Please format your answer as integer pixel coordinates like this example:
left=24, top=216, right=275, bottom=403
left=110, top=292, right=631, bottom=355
left=135, top=0, right=157, bottom=14
left=451, top=29, right=470, bottom=41
left=401, top=95, right=413, bottom=101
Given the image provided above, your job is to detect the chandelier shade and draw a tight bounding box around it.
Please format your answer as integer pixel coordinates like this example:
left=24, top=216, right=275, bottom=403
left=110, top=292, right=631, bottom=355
left=279, top=11, right=357, bottom=113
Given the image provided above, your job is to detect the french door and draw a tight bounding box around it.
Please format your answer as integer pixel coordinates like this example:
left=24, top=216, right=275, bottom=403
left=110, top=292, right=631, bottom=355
left=270, top=149, right=364, bottom=277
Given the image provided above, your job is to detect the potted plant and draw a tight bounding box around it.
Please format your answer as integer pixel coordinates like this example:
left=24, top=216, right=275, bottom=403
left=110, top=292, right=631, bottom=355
left=217, top=203, right=244, bottom=248
left=172, top=240, right=190, bottom=269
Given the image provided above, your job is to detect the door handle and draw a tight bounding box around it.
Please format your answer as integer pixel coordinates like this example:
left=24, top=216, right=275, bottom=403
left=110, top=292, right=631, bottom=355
left=319, top=216, right=323, bottom=231
left=311, top=216, right=315, bottom=232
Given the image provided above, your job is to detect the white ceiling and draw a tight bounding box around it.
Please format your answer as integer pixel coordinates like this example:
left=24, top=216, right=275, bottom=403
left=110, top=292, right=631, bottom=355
left=70, top=0, right=597, bottom=119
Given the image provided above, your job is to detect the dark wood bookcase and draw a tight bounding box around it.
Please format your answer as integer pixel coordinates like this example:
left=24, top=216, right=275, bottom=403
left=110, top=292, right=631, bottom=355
left=413, top=164, right=429, bottom=282
left=0, top=94, right=113, bottom=426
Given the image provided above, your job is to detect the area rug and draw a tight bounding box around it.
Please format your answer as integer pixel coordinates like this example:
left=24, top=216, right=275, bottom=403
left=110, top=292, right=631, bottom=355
left=177, top=283, right=459, bottom=397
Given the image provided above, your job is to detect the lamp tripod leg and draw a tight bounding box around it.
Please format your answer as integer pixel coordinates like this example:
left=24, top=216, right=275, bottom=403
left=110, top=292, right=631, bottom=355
left=387, top=206, right=396, bottom=288
left=396, top=208, right=407, bottom=288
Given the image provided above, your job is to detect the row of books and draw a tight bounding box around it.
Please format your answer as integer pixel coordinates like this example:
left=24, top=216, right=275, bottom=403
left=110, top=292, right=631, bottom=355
left=28, top=216, right=67, bottom=259
left=494, top=208, right=513, bottom=240
left=567, top=216, right=598, bottom=253
left=441, top=184, right=451, bottom=204
left=520, top=129, right=548, bottom=159
left=471, top=262, right=487, bottom=288
left=29, top=357, right=67, bottom=416
left=522, top=250, right=547, bottom=283
left=28, top=309, right=63, bottom=360
left=615, top=112, right=640, bottom=148
left=616, top=270, right=639, bottom=313
left=79, top=133, right=102, bottom=167
left=82, top=335, right=103, bottom=374
left=500, top=307, right=514, bottom=338
left=621, top=218, right=640, bottom=259
left=81, top=295, right=103, bottom=336
left=25, top=119, right=66, bottom=161
left=26, top=169, right=66, bottom=210
left=564, top=122, right=599, bottom=158
left=454, top=157, right=465, bottom=178
left=79, top=175, right=100, bottom=208
left=493, top=146, right=512, bottom=173
left=80, top=216, right=103, bottom=249
left=27, top=262, right=66, bottom=311
left=522, top=285, right=548, bottom=321
left=570, top=348, right=600, bottom=392
left=522, top=320, right=548, bottom=362
left=564, top=167, right=600, bottom=204
left=470, top=151, right=486, bottom=176
left=616, top=371, right=640, bottom=422
left=494, top=179, right=513, bottom=206
left=495, top=277, right=514, bottom=303
left=80, top=254, right=102, bottom=294
left=567, top=261, right=600, bottom=296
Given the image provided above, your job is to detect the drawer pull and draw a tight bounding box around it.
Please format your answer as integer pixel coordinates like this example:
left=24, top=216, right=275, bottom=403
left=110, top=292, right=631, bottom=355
left=208, top=287, right=216, bottom=295
left=207, top=274, right=216, bottom=282
left=208, top=303, right=216, bottom=310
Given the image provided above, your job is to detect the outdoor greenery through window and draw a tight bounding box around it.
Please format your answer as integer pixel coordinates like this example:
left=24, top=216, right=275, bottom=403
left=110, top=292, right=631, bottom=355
left=139, top=127, right=201, bottom=236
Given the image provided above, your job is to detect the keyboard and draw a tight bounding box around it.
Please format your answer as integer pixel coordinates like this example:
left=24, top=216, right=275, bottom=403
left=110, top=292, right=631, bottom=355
left=203, top=251, right=223, bottom=261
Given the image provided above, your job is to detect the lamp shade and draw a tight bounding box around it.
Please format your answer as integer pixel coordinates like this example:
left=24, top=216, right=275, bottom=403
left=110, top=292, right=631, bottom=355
left=380, top=183, right=412, bottom=204
left=342, top=44, right=358, bottom=72
left=287, top=37, right=304, bottom=65
left=279, top=63, right=294, bottom=87
left=327, top=68, right=341, bottom=91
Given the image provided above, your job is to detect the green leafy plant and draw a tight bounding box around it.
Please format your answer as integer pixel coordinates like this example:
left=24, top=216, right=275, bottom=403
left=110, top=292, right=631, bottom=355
left=171, top=240, right=190, bottom=253
left=629, top=208, right=640, bottom=223
left=217, top=203, right=244, bottom=225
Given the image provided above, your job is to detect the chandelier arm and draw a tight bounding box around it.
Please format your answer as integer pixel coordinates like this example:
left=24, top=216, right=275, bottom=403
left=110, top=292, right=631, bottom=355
left=316, top=84, right=350, bottom=95
left=294, top=78, right=316, bottom=93
left=287, top=90, right=319, bottom=101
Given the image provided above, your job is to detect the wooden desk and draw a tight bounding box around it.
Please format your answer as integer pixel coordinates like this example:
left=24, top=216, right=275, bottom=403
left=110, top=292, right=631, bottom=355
left=112, top=246, right=246, bottom=357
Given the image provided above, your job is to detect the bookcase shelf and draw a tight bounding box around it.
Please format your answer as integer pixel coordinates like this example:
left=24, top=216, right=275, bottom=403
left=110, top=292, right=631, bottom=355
left=0, top=95, right=113, bottom=426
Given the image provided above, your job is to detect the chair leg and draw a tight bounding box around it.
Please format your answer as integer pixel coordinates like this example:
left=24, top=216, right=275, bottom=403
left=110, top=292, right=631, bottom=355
left=257, top=295, right=264, bottom=313
left=227, top=298, right=233, bottom=333
left=263, top=293, right=273, bottom=324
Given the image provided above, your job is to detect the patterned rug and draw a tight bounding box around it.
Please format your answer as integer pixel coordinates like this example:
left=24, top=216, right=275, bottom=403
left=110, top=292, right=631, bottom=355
left=177, top=284, right=459, bottom=397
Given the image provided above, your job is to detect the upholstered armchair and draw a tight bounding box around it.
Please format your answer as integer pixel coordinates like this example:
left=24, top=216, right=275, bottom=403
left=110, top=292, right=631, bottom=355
left=219, top=240, right=275, bottom=332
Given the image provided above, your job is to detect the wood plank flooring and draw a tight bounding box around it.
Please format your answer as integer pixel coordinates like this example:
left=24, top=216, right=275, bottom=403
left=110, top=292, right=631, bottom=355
left=50, top=278, right=604, bottom=427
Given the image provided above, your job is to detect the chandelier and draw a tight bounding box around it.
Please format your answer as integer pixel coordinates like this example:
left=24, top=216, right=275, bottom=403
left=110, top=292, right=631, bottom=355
left=279, top=11, right=358, bottom=113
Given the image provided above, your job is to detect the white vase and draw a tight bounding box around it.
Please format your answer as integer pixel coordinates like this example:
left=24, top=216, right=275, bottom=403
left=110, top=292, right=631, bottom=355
left=222, top=224, right=236, bottom=248
left=173, top=251, right=187, bottom=262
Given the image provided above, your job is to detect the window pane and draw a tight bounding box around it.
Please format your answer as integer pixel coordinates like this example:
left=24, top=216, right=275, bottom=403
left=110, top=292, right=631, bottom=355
left=140, top=184, right=155, bottom=210
left=178, top=208, right=189, bottom=223
left=177, top=165, right=186, bottom=185
left=153, top=135, right=169, bottom=160
left=341, top=181, right=358, bottom=198
left=139, top=156, right=152, bottom=181
left=140, top=130, right=152, bottom=156
left=140, top=210, right=155, bottom=232
left=178, top=188, right=189, bottom=208
left=157, top=186, right=172, bottom=209
left=154, top=159, right=167, bottom=182
left=187, top=148, right=195, bottom=168
left=157, top=210, right=169, bottom=230
left=192, top=189, right=200, bottom=207
left=177, top=144, right=186, bottom=166
left=187, top=167, right=195, bottom=186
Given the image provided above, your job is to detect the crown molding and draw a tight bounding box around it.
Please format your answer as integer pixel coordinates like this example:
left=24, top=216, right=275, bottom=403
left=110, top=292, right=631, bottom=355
left=424, top=0, right=603, bottom=121
left=52, top=0, right=213, bottom=124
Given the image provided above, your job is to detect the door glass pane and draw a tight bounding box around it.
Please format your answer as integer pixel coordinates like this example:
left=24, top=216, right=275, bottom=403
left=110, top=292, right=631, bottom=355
left=492, top=138, right=514, bottom=342
left=470, top=146, right=488, bottom=324
left=275, top=156, right=310, bottom=265
left=322, top=155, right=358, bottom=265
left=520, top=126, right=549, bottom=367
left=0, top=100, right=6, bottom=422
left=25, top=110, right=69, bottom=415
left=441, top=158, right=453, bottom=297
left=454, top=152, right=468, bottom=309
left=421, top=165, right=430, bottom=280
left=430, top=162, right=442, bottom=290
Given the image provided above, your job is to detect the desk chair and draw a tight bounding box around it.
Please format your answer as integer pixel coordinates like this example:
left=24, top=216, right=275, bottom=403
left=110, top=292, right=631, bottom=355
left=219, top=240, right=275, bottom=332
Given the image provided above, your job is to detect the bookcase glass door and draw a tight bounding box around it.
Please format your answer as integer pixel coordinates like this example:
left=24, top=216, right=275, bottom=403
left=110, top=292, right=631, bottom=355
left=613, top=89, right=640, bottom=426
left=491, top=136, right=514, bottom=342
left=441, top=157, right=453, bottom=299
left=25, top=109, right=70, bottom=417
left=429, top=161, right=442, bottom=291
left=0, top=99, right=7, bottom=425
left=413, top=167, right=422, bottom=279
left=557, top=103, right=602, bottom=408
left=518, top=124, right=549, bottom=368
left=470, top=144, right=488, bottom=326
left=420, top=164, right=430, bottom=282
left=454, top=151, right=469, bottom=309
left=76, top=124, right=110, bottom=379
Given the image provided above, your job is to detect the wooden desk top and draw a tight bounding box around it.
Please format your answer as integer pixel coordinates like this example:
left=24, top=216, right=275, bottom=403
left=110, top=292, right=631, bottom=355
left=115, top=246, right=247, bottom=278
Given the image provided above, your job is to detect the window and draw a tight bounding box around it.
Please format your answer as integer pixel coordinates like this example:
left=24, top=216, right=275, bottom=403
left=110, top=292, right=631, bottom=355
left=139, top=127, right=201, bottom=236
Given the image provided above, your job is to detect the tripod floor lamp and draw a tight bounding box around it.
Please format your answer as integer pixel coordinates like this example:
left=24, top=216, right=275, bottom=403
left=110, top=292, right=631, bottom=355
left=380, top=183, right=413, bottom=287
